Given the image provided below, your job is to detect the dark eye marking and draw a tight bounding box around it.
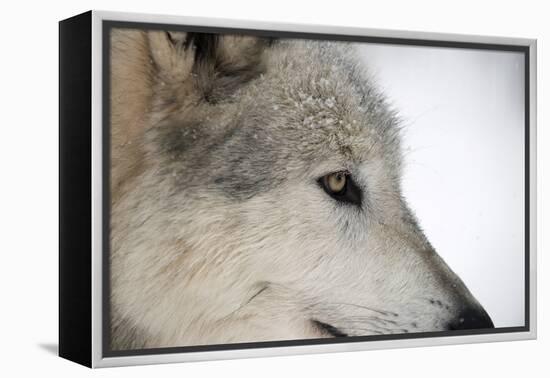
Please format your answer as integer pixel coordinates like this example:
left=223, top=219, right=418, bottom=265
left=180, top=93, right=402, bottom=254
left=317, top=171, right=362, bottom=206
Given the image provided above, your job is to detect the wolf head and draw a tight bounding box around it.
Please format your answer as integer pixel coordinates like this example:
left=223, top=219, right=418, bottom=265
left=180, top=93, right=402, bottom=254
left=110, top=30, right=493, bottom=349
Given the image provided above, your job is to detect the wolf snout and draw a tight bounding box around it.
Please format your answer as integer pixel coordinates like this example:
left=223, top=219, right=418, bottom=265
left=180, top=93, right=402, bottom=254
left=447, top=306, right=494, bottom=330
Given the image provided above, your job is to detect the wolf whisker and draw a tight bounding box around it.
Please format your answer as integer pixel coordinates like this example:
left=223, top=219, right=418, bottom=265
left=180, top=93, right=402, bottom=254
left=325, top=302, right=399, bottom=317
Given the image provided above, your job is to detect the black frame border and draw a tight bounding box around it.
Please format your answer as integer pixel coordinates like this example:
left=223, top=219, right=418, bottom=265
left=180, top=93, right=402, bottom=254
left=101, top=20, right=531, bottom=359
left=59, top=11, right=93, bottom=367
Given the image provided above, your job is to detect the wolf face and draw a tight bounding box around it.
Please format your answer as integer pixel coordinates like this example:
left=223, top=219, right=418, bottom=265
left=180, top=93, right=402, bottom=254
left=110, top=30, right=493, bottom=349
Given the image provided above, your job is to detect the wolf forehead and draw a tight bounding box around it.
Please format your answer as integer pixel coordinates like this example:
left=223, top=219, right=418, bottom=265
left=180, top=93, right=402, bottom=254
left=153, top=39, right=402, bottom=200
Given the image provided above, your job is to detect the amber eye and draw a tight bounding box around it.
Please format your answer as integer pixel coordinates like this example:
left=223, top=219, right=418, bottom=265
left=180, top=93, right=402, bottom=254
left=325, top=172, right=347, bottom=194
left=318, top=171, right=362, bottom=206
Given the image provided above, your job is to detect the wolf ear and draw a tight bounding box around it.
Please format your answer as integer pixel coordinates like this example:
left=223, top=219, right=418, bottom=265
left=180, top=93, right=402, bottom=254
left=148, top=31, right=195, bottom=83
left=148, top=31, right=270, bottom=104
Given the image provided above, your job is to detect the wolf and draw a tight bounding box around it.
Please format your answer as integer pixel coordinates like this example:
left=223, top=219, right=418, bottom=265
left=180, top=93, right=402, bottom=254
left=109, top=28, right=494, bottom=350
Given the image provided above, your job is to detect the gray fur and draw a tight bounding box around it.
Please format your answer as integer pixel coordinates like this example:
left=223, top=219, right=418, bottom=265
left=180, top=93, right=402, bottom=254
left=150, top=38, right=402, bottom=201
left=110, top=31, right=493, bottom=350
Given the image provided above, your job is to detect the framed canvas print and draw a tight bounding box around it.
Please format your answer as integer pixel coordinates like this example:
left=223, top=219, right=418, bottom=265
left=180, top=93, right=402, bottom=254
left=59, top=10, right=537, bottom=368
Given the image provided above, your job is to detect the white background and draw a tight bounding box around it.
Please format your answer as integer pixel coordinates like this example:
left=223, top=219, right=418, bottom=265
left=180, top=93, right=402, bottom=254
left=0, top=0, right=546, bottom=377
left=358, top=45, right=525, bottom=327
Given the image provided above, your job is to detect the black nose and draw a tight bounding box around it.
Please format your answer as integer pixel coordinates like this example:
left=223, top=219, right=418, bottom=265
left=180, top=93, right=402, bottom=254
left=448, top=307, right=494, bottom=330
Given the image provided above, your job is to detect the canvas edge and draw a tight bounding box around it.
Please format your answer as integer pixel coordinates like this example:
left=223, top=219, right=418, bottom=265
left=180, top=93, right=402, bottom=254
left=58, top=10, right=93, bottom=368
left=91, top=10, right=103, bottom=369
left=89, top=9, right=538, bottom=368
left=528, top=38, right=537, bottom=341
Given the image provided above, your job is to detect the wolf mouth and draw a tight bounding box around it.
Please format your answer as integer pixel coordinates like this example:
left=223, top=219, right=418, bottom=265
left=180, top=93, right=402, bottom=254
left=311, top=320, right=349, bottom=338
